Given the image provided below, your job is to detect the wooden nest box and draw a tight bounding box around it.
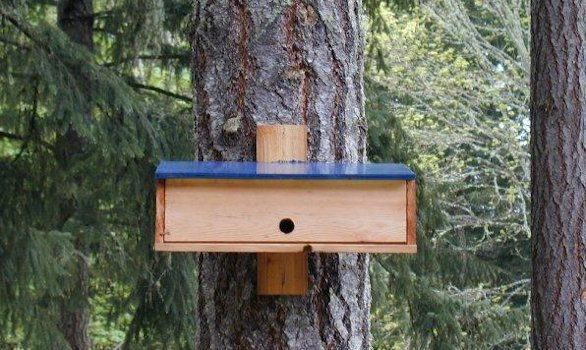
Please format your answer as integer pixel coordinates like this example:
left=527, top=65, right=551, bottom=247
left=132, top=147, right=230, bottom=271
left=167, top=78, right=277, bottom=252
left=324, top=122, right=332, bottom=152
left=154, top=125, right=416, bottom=295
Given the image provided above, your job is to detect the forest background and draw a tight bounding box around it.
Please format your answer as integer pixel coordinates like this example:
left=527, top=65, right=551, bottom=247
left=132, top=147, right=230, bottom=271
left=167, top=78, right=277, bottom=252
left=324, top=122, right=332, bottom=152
left=0, top=0, right=530, bottom=349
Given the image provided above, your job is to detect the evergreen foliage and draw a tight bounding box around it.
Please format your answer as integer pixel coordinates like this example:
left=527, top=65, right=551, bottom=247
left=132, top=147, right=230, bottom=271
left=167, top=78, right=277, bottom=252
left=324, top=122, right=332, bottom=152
left=0, top=0, right=196, bottom=348
left=0, top=0, right=531, bottom=348
left=367, top=2, right=530, bottom=349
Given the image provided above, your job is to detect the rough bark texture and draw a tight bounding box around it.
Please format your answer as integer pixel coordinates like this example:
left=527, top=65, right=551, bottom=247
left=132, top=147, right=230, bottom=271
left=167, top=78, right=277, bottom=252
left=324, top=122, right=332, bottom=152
left=530, top=1, right=586, bottom=349
left=56, top=0, right=93, bottom=349
left=191, top=1, right=370, bottom=348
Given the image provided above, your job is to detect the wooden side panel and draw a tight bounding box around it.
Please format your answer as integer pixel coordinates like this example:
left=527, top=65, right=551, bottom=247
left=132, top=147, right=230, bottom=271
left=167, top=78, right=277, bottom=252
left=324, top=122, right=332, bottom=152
left=406, top=180, right=417, bottom=247
left=155, top=180, right=165, bottom=243
left=155, top=242, right=418, bottom=253
left=163, top=179, right=407, bottom=244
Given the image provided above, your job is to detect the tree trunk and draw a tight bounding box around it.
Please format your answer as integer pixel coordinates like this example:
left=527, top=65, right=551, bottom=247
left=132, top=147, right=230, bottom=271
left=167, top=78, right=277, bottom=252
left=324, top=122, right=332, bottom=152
left=530, top=1, right=586, bottom=349
left=56, top=0, right=93, bottom=349
left=191, top=0, right=370, bottom=348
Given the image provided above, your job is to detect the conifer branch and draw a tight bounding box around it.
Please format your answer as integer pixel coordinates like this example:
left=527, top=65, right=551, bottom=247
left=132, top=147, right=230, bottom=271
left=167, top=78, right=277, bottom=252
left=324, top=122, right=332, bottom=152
left=104, top=54, right=188, bottom=67
left=93, top=10, right=117, bottom=19
left=1, top=81, right=54, bottom=153
left=0, top=130, right=27, bottom=142
left=128, top=82, right=192, bottom=103
left=0, top=131, right=54, bottom=151
left=0, top=36, right=29, bottom=50
left=0, top=11, right=43, bottom=48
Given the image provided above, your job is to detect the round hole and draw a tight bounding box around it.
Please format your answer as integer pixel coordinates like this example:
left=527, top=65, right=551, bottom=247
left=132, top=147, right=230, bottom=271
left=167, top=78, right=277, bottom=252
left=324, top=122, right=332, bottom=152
left=279, top=218, right=295, bottom=234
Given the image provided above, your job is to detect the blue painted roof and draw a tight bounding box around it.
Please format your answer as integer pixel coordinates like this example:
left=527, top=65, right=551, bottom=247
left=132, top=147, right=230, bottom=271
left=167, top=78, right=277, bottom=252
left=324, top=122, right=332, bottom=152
left=155, top=161, right=415, bottom=180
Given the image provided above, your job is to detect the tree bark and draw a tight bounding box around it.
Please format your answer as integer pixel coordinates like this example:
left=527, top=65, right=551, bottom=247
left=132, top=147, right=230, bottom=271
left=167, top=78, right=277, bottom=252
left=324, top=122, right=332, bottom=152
left=530, top=1, right=586, bottom=349
left=191, top=0, right=370, bottom=348
left=56, top=1, right=93, bottom=349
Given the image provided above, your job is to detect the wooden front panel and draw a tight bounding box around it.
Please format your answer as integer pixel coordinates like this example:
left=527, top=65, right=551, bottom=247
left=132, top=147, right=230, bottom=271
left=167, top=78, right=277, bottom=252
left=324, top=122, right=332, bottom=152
left=163, top=179, right=407, bottom=243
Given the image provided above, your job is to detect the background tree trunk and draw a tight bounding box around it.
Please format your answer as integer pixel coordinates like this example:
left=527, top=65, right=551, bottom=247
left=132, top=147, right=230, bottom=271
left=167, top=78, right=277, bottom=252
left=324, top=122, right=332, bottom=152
left=530, top=1, right=586, bottom=349
left=191, top=0, right=370, bottom=348
left=56, top=0, right=93, bottom=349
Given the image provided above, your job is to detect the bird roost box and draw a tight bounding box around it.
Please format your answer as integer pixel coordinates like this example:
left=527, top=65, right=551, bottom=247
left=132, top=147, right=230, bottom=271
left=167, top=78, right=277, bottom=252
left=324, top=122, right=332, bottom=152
left=154, top=124, right=417, bottom=295
left=155, top=161, right=417, bottom=252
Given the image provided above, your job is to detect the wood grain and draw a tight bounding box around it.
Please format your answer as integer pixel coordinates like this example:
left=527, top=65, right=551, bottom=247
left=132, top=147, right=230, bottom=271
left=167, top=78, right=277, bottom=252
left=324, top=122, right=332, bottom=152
left=155, top=243, right=417, bottom=253
left=406, top=180, right=417, bottom=245
left=155, top=180, right=165, bottom=243
left=256, top=124, right=308, bottom=162
left=163, top=179, right=407, bottom=243
left=257, top=252, right=308, bottom=295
